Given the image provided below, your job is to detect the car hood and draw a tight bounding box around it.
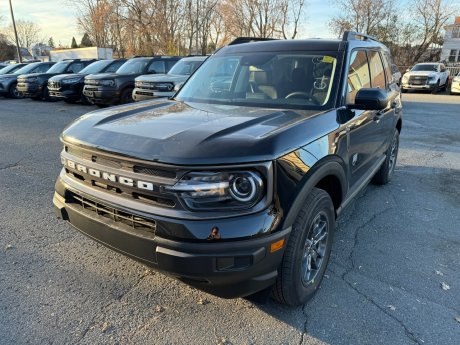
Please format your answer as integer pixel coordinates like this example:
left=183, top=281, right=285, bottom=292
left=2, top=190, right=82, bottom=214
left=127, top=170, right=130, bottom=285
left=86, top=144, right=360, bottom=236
left=136, top=74, right=188, bottom=84
left=85, top=73, right=140, bottom=81
left=50, top=73, right=86, bottom=82
left=0, top=73, right=17, bottom=80
left=61, top=100, right=337, bottom=165
left=17, top=73, right=60, bottom=81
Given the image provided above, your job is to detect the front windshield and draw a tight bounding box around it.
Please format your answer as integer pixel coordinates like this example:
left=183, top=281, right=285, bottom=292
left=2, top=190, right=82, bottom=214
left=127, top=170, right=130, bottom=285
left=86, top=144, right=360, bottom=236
left=116, top=59, right=149, bottom=74
left=411, top=64, right=438, bottom=72
left=168, top=59, right=205, bottom=76
left=0, top=64, right=24, bottom=74
left=13, top=62, right=41, bottom=75
left=80, top=60, right=111, bottom=74
left=176, top=52, right=338, bottom=109
left=47, top=61, right=70, bottom=73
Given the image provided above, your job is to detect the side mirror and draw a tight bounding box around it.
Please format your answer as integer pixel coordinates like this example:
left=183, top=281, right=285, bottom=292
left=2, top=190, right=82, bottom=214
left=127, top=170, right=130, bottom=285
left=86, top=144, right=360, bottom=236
left=352, top=88, right=389, bottom=111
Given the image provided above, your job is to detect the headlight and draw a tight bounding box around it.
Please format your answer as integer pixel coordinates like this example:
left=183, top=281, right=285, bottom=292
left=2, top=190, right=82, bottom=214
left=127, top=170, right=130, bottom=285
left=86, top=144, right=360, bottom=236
left=166, top=171, right=264, bottom=210
left=62, top=77, right=81, bottom=84
left=402, top=75, right=408, bottom=83
left=100, top=79, right=115, bottom=87
left=174, top=82, right=184, bottom=91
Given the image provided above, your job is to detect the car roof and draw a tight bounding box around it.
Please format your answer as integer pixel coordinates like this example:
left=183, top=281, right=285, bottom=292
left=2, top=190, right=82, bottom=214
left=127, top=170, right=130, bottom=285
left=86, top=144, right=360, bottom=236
left=180, top=56, right=207, bottom=61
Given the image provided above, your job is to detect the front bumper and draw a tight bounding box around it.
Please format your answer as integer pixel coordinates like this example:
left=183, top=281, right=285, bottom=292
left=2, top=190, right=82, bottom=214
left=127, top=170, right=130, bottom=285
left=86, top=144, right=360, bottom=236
left=48, top=84, right=81, bottom=100
left=451, top=82, right=460, bottom=94
left=17, top=82, right=42, bottom=97
left=53, top=177, right=288, bottom=298
left=82, top=85, right=119, bottom=105
left=401, top=82, right=437, bottom=91
left=132, top=87, right=172, bottom=101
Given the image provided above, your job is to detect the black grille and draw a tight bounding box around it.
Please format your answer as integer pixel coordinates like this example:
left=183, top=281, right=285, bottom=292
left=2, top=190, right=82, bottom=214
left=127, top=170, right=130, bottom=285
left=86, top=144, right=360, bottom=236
left=133, top=165, right=176, bottom=179
left=48, top=81, right=60, bottom=89
left=69, top=191, right=156, bottom=233
left=85, top=86, right=98, bottom=91
left=409, top=76, right=428, bottom=85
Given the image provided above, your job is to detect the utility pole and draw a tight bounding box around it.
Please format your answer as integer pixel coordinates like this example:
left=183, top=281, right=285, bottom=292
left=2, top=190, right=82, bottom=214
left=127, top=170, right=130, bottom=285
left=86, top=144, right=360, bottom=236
left=9, top=0, right=22, bottom=62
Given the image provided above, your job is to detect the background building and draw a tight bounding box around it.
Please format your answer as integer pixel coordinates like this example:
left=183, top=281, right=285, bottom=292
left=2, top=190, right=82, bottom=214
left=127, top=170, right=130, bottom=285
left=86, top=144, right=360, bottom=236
left=441, top=16, right=460, bottom=63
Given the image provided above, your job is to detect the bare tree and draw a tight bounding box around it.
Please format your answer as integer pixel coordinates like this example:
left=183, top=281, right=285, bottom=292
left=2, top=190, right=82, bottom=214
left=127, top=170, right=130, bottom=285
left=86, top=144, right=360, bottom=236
left=4, top=19, right=41, bottom=54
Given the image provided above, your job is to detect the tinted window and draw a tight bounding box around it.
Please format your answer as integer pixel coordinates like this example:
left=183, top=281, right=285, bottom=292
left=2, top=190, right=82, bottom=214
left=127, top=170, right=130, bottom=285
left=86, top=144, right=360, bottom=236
left=176, top=52, right=338, bottom=109
left=79, top=60, right=111, bottom=74
left=147, top=61, right=166, bottom=74
left=411, top=64, right=438, bottom=72
left=13, top=62, right=41, bottom=74
left=36, top=63, right=54, bottom=73
left=47, top=61, right=71, bottom=73
left=169, top=59, right=205, bottom=75
left=166, top=60, right=179, bottom=72
left=380, top=53, right=392, bottom=85
left=68, top=62, right=85, bottom=73
left=0, top=64, right=25, bottom=74
left=104, top=60, right=125, bottom=73
left=116, top=59, right=150, bottom=74
left=347, top=50, right=370, bottom=104
left=368, top=51, right=386, bottom=89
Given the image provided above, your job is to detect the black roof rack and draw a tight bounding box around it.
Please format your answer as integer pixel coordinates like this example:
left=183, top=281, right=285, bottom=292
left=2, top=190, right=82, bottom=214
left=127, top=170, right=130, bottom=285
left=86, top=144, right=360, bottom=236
left=228, top=37, right=278, bottom=46
left=342, top=31, right=377, bottom=42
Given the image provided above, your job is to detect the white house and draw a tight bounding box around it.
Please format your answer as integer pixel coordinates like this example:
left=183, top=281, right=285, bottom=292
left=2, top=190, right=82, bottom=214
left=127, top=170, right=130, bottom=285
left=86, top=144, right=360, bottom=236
left=441, top=16, right=460, bottom=63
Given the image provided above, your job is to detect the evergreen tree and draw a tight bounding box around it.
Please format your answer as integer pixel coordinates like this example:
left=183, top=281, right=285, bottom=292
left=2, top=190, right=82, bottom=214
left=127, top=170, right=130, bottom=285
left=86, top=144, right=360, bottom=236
left=71, top=37, right=78, bottom=48
left=48, top=37, right=55, bottom=48
left=80, top=33, right=93, bottom=47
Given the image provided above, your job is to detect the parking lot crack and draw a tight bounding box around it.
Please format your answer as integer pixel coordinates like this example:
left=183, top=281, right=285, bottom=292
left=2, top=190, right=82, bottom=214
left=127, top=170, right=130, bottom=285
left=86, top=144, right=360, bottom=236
left=341, top=272, right=424, bottom=345
left=298, top=303, right=309, bottom=345
left=0, top=160, right=21, bottom=171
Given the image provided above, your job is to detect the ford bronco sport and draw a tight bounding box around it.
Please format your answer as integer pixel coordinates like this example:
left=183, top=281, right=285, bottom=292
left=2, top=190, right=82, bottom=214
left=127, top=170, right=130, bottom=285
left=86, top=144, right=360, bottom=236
left=54, top=32, right=402, bottom=306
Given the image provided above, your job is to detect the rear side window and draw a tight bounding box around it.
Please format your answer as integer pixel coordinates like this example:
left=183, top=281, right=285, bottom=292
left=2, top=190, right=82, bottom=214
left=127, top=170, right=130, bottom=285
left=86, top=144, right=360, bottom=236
left=380, top=53, right=393, bottom=85
left=36, top=64, right=52, bottom=73
left=147, top=61, right=166, bottom=74
left=368, top=51, right=386, bottom=89
left=105, top=60, right=124, bottom=73
left=347, top=50, right=370, bottom=104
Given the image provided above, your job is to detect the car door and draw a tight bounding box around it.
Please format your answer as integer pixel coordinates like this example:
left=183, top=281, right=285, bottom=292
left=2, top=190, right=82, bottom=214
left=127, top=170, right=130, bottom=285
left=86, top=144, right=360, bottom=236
left=440, top=64, right=449, bottom=85
left=344, top=49, right=394, bottom=187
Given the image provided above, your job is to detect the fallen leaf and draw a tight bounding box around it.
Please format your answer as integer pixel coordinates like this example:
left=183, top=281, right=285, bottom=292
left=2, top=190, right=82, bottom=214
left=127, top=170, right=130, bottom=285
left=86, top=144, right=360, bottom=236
left=197, top=298, right=210, bottom=305
left=101, top=321, right=111, bottom=333
left=324, top=274, right=329, bottom=279
left=387, top=305, right=396, bottom=311
left=454, top=316, right=460, bottom=324
left=440, top=282, right=450, bottom=291
left=435, top=270, right=444, bottom=276
left=5, top=244, right=13, bottom=250
left=155, top=305, right=164, bottom=313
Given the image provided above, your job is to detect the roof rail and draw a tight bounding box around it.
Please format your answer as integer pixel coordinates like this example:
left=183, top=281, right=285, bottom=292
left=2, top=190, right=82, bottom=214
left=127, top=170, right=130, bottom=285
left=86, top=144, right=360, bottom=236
left=342, top=31, right=377, bottom=42
left=228, top=37, right=278, bottom=46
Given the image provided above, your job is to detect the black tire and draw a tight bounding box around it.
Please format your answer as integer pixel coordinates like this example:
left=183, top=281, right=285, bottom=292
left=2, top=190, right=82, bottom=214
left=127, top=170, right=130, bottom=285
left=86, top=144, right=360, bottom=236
left=8, top=82, right=23, bottom=99
left=42, top=86, right=51, bottom=101
left=120, top=88, right=134, bottom=104
left=372, top=129, right=399, bottom=185
left=96, top=104, right=109, bottom=108
left=272, top=188, right=335, bottom=306
left=431, top=81, right=439, bottom=94
left=80, top=94, right=91, bottom=105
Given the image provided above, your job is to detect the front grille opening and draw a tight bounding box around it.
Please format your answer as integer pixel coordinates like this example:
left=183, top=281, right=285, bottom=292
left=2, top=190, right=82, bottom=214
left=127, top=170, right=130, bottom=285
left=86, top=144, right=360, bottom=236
left=72, top=172, right=85, bottom=181
left=132, top=192, right=176, bottom=208
left=69, top=191, right=156, bottom=233
left=133, top=165, right=176, bottom=179
left=92, top=181, right=122, bottom=194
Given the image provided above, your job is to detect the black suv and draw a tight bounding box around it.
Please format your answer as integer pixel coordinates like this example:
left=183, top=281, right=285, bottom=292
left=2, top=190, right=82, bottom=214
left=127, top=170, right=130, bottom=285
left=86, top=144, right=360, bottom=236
left=82, top=56, right=181, bottom=107
left=0, top=61, right=55, bottom=98
left=48, top=59, right=126, bottom=104
left=17, top=59, right=95, bottom=101
left=54, top=33, right=402, bottom=305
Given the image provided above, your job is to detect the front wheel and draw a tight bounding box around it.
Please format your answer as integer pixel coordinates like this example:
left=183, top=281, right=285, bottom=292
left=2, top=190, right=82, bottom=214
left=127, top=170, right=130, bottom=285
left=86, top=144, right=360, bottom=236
left=9, top=82, right=23, bottom=99
left=273, top=188, right=335, bottom=306
left=120, top=88, right=134, bottom=104
left=372, top=129, right=399, bottom=185
left=431, top=81, right=440, bottom=94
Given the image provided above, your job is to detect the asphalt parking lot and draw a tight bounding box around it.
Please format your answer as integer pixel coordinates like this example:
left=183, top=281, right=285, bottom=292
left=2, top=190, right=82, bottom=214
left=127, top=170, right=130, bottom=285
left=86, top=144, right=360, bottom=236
left=0, top=93, right=459, bottom=345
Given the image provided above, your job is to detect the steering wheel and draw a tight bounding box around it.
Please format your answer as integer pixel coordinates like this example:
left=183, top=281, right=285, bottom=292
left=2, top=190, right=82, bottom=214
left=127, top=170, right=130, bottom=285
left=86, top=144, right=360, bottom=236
left=285, top=91, right=320, bottom=105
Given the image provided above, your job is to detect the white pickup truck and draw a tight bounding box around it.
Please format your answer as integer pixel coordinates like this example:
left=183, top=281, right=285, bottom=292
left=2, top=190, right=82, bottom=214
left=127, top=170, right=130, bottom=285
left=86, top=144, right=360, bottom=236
left=401, top=62, right=449, bottom=94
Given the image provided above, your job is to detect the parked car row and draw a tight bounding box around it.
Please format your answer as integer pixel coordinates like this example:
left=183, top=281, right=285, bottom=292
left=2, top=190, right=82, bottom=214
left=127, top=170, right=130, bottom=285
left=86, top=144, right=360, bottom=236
left=1, top=55, right=208, bottom=106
